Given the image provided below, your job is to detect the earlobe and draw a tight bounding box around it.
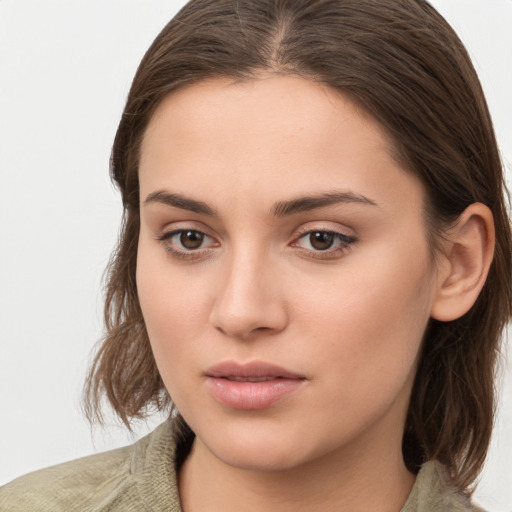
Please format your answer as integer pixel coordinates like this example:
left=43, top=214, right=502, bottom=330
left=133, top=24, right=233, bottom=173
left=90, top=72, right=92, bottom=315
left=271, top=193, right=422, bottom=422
left=430, top=203, right=495, bottom=322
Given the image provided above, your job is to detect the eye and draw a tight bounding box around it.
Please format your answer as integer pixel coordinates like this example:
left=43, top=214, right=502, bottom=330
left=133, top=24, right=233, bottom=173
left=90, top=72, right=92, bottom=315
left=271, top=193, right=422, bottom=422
left=176, top=230, right=206, bottom=250
left=158, top=228, right=218, bottom=259
left=292, top=229, right=356, bottom=255
left=304, top=231, right=337, bottom=251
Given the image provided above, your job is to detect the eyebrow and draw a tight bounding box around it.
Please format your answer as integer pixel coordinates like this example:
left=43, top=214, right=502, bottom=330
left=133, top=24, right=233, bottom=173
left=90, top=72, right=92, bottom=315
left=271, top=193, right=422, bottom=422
left=143, top=189, right=378, bottom=218
left=144, top=190, right=218, bottom=217
left=271, top=191, right=378, bottom=217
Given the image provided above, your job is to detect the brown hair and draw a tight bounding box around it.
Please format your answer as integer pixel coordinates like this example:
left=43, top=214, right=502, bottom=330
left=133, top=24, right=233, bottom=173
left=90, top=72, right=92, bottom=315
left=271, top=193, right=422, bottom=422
left=84, top=0, right=512, bottom=490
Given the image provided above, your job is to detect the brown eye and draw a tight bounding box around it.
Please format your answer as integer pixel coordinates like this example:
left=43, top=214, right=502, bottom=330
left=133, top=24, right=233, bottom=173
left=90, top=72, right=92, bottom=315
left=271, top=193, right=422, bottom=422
left=158, top=228, right=218, bottom=260
left=179, top=230, right=205, bottom=249
left=309, top=231, right=335, bottom=250
left=293, top=229, right=356, bottom=256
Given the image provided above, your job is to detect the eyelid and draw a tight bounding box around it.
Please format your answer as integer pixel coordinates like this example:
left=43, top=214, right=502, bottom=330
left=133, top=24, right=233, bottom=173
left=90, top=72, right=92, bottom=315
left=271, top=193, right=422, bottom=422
left=290, top=224, right=357, bottom=258
left=158, top=228, right=213, bottom=244
left=154, top=221, right=357, bottom=261
left=157, top=219, right=218, bottom=242
left=157, top=224, right=219, bottom=260
left=292, top=222, right=356, bottom=241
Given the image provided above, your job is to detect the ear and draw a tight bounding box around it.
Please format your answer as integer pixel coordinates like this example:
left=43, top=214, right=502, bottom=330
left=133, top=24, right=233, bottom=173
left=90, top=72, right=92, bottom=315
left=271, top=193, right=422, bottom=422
left=430, top=203, right=495, bottom=322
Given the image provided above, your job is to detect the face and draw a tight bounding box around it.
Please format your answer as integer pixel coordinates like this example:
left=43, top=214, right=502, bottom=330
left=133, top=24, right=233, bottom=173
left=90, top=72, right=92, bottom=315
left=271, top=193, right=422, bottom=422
left=137, top=75, right=439, bottom=472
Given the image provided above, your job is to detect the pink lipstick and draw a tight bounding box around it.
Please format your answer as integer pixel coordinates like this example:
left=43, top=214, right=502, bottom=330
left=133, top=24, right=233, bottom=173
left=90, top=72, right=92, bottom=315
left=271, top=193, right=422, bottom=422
left=205, top=361, right=305, bottom=410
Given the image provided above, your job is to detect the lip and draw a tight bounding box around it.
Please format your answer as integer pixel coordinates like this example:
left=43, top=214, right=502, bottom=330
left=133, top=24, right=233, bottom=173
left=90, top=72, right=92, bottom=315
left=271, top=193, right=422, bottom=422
left=205, top=361, right=306, bottom=410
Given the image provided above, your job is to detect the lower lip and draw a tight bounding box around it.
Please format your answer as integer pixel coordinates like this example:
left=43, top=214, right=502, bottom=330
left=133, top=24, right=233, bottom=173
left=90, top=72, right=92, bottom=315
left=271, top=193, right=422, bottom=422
left=206, top=377, right=304, bottom=410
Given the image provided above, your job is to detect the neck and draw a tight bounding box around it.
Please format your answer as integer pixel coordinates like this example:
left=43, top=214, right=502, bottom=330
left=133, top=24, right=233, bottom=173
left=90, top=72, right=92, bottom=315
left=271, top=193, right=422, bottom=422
left=178, top=427, right=415, bottom=512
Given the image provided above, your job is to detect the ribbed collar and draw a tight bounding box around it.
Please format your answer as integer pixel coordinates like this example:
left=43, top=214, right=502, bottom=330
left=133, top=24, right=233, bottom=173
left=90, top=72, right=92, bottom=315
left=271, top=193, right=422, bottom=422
left=132, top=419, right=481, bottom=512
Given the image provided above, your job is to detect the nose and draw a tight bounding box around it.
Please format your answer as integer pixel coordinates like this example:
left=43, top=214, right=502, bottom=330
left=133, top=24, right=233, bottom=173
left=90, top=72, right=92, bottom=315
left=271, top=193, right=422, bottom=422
left=209, top=250, right=289, bottom=340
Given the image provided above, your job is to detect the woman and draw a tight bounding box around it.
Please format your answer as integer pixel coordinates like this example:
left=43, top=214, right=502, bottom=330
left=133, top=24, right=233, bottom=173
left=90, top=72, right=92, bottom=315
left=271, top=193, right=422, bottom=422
left=1, top=0, right=510, bottom=510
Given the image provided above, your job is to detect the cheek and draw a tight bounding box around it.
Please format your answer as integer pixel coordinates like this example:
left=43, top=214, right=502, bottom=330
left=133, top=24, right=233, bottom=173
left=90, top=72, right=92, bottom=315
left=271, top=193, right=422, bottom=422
left=136, top=241, right=210, bottom=388
left=136, top=222, right=436, bottom=427
left=293, top=238, right=434, bottom=400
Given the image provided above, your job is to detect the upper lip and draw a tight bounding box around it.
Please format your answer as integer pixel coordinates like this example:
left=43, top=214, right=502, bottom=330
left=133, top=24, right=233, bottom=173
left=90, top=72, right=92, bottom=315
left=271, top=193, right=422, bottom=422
left=205, top=361, right=305, bottom=380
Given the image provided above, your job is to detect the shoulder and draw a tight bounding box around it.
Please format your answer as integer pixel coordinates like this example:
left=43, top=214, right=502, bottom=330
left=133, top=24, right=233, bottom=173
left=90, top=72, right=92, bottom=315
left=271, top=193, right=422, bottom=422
left=0, top=420, right=182, bottom=512
left=0, top=443, right=135, bottom=512
left=402, top=461, right=487, bottom=512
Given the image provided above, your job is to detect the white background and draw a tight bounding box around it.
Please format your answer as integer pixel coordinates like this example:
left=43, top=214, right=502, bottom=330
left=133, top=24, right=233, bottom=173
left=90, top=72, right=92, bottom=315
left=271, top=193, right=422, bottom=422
left=0, top=1, right=511, bottom=510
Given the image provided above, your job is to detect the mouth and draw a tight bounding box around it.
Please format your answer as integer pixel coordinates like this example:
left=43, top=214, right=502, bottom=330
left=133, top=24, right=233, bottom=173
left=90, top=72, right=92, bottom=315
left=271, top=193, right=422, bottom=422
left=205, top=361, right=306, bottom=410
left=221, top=376, right=286, bottom=382
left=205, top=360, right=305, bottom=380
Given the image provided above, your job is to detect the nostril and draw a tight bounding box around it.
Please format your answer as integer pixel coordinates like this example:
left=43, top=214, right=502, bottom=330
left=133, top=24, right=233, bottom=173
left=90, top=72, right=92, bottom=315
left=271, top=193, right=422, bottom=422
left=209, top=270, right=289, bottom=339
left=213, top=321, right=282, bottom=340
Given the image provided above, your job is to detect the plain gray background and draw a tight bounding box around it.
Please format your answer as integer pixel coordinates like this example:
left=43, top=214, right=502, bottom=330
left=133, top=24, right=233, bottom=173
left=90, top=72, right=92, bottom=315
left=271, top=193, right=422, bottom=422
left=1, top=1, right=511, bottom=510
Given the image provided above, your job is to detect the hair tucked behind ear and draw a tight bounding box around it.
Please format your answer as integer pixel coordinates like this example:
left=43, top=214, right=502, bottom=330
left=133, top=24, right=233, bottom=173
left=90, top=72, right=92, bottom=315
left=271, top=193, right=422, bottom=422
left=84, top=0, right=512, bottom=490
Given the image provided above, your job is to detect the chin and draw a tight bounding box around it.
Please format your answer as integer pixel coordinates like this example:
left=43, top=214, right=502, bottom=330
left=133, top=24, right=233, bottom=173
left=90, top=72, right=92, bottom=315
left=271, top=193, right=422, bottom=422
left=192, top=418, right=330, bottom=473
left=211, top=441, right=308, bottom=472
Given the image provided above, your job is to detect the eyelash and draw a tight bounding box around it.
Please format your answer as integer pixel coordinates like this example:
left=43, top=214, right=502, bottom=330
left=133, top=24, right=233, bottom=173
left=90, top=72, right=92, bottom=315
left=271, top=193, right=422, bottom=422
left=157, top=229, right=217, bottom=260
left=157, top=228, right=357, bottom=261
left=291, top=229, right=357, bottom=259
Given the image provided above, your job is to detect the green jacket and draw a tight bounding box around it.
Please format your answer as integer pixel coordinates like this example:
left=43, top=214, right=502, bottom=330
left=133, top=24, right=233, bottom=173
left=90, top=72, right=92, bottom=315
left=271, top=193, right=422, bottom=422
left=0, top=419, right=484, bottom=511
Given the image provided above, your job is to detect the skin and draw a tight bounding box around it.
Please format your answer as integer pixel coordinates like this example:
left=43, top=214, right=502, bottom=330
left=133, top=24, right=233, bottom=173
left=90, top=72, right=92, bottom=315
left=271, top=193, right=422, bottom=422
left=136, top=74, right=480, bottom=511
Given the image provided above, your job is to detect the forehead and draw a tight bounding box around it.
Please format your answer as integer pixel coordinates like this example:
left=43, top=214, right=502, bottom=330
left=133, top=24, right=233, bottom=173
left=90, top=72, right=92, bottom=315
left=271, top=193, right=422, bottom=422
left=138, top=75, right=424, bottom=213
left=142, top=74, right=389, bottom=160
